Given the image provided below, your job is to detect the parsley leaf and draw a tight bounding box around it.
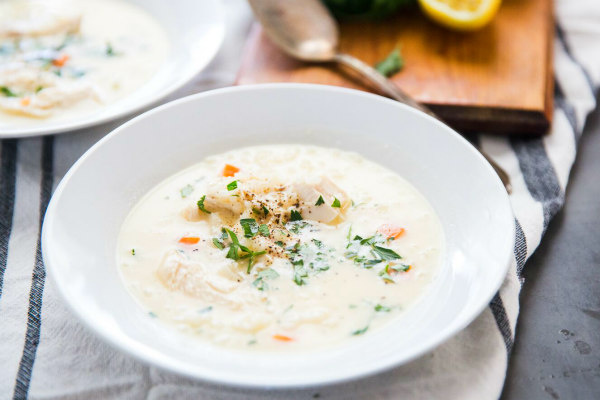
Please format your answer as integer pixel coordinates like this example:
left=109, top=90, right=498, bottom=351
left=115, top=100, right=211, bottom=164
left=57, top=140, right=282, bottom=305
left=315, top=195, right=325, bottom=206
left=180, top=184, right=194, bottom=198
left=252, top=268, right=279, bottom=291
left=197, top=195, right=211, bottom=214
left=240, top=218, right=259, bottom=238
left=105, top=42, right=118, bottom=56
left=212, top=238, right=224, bottom=250
left=262, top=205, right=269, bottom=216
left=0, top=86, right=17, bottom=97
left=258, top=224, right=270, bottom=237
left=290, top=210, right=303, bottom=221
left=351, top=326, right=369, bottom=336
left=372, top=245, right=402, bottom=260
left=227, top=180, right=238, bottom=191
left=374, top=304, right=391, bottom=312
left=331, top=197, right=341, bottom=208
left=375, top=48, right=404, bottom=77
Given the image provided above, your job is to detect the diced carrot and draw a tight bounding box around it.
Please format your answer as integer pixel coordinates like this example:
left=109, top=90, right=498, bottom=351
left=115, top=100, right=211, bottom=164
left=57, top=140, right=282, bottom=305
left=378, top=224, right=405, bottom=240
left=52, top=54, right=70, bottom=67
left=179, top=236, right=200, bottom=245
left=222, top=164, right=240, bottom=177
left=273, top=334, right=293, bottom=342
left=20, top=97, right=31, bottom=106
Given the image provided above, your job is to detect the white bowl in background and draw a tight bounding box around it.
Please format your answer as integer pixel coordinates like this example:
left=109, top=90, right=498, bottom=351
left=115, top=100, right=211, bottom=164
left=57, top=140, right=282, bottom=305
left=42, top=84, right=514, bottom=389
left=1, top=0, right=224, bottom=138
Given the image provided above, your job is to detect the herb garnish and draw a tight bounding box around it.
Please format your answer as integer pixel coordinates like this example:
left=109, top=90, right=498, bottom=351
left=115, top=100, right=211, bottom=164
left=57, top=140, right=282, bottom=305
left=212, top=238, right=224, bottom=249
left=374, top=304, right=391, bottom=312
left=262, top=205, right=269, bottom=216
left=258, top=224, right=270, bottom=237
left=372, top=245, right=402, bottom=260
left=287, top=220, right=309, bottom=234
left=227, top=180, right=238, bottom=191
left=252, top=268, right=280, bottom=291
left=290, top=209, right=303, bottom=221
left=105, top=42, right=117, bottom=56
left=331, top=197, right=341, bottom=208
left=130, top=249, right=136, bottom=256
left=0, top=86, right=17, bottom=97
left=197, top=195, right=211, bottom=214
left=35, top=86, right=44, bottom=93
left=240, top=218, right=259, bottom=238
left=180, top=184, right=194, bottom=198
left=352, top=326, right=369, bottom=336
left=223, top=228, right=266, bottom=273
left=285, top=240, right=331, bottom=285
left=345, top=232, right=401, bottom=270
left=315, top=195, right=325, bottom=206
left=375, top=48, right=404, bottom=77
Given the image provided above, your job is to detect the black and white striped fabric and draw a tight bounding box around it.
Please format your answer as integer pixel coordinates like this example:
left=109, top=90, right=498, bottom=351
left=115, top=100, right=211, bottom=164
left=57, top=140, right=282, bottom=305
left=0, top=1, right=598, bottom=398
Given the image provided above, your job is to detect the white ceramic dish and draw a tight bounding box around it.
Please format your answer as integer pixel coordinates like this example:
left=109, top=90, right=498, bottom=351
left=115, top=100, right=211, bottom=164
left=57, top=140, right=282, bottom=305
left=0, top=0, right=224, bottom=138
left=42, top=84, right=514, bottom=388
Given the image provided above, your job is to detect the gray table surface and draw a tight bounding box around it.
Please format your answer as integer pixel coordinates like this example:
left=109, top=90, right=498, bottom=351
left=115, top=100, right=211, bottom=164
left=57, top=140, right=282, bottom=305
left=500, top=104, right=600, bottom=399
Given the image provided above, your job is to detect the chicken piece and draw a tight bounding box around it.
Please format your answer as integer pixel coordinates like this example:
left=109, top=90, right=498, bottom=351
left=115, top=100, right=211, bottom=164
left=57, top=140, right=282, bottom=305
left=202, top=183, right=245, bottom=217
left=156, top=249, right=242, bottom=305
left=293, top=177, right=351, bottom=224
left=0, top=66, right=102, bottom=117
left=0, top=2, right=81, bottom=38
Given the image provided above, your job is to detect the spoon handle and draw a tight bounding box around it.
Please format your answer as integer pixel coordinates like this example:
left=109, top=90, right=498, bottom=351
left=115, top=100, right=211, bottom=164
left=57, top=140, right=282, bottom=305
left=334, top=52, right=512, bottom=193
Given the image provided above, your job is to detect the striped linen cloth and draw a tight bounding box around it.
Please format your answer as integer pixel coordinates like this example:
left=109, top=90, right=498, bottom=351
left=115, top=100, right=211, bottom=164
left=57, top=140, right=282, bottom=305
left=0, top=0, right=598, bottom=398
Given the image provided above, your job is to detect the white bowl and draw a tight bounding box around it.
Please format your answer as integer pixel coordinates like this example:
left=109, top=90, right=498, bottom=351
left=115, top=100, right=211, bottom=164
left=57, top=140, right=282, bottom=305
left=1, top=0, right=224, bottom=138
left=42, top=84, right=514, bottom=389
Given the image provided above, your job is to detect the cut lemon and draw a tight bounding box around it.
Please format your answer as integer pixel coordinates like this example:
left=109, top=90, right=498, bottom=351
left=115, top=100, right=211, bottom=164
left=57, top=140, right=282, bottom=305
left=418, top=0, right=502, bottom=31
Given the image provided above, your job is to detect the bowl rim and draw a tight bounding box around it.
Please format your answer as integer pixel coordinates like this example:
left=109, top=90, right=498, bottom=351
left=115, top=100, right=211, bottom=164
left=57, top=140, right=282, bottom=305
left=0, top=0, right=225, bottom=138
left=42, top=83, right=515, bottom=389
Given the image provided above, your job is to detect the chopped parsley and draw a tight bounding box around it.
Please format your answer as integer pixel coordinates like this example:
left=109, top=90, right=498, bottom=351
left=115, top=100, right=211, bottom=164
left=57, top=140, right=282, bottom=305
left=345, top=232, right=401, bottom=270
left=258, top=224, right=270, bottom=237
left=331, top=197, right=341, bottom=208
left=375, top=48, right=404, bottom=77
left=198, top=306, right=213, bottom=314
left=372, top=245, right=402, bottom=260
left=374, top=304, right=391, bottom=312
left=180, top=184, right=194, bottom=198
left=0, top=86, right=17, bottom=97
left=130, top=249, right=136, bottom=256
left=252, top=268, right=280, bottom=291
left=35, top=86, right=44, bottom=93
left=262, top=205, right=269, bottom=216
left=315, top=195, right=325, bottom=206
left=197, top=195, right=211, bottom=214
left=351, top=326, right=369, bottom=336
left=105, top=42, right=117, bottom=56
left=287, top=220, right=309, bottom=234
left=212, top=238, right=224, bottom=250
left=240, top=218, right=259, bottom=238
left=223, top=228, right=266, bottom=273
left=286, top=240, right=331, bottom=285
left=290, top=209, right=303, bottom=221
left=227, top=180, right=238, bottom=191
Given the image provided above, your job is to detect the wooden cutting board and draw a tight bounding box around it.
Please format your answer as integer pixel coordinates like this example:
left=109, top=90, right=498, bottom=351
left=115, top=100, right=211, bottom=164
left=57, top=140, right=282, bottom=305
left=236, top=0, right=554, bottom=135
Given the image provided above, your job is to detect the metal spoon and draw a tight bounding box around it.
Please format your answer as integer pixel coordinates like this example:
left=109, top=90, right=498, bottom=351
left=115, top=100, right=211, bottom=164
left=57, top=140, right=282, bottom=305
left=247, top=0, right=512, bottom=193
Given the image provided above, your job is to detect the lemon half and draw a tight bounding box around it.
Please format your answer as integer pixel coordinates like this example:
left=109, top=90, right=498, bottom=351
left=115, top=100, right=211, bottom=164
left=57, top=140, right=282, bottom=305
left=418, top=0, right=502, bottom=31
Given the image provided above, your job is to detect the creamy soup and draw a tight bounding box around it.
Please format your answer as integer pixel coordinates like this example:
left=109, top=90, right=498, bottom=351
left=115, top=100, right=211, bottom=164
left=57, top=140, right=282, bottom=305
left=118, top=145, right=444, bottom=351
left=0, top=0, right=168, bottom=128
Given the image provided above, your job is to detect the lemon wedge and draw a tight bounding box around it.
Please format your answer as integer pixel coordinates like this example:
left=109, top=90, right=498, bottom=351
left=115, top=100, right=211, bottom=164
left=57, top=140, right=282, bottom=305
left=418, top=0, right=502, bottom=31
